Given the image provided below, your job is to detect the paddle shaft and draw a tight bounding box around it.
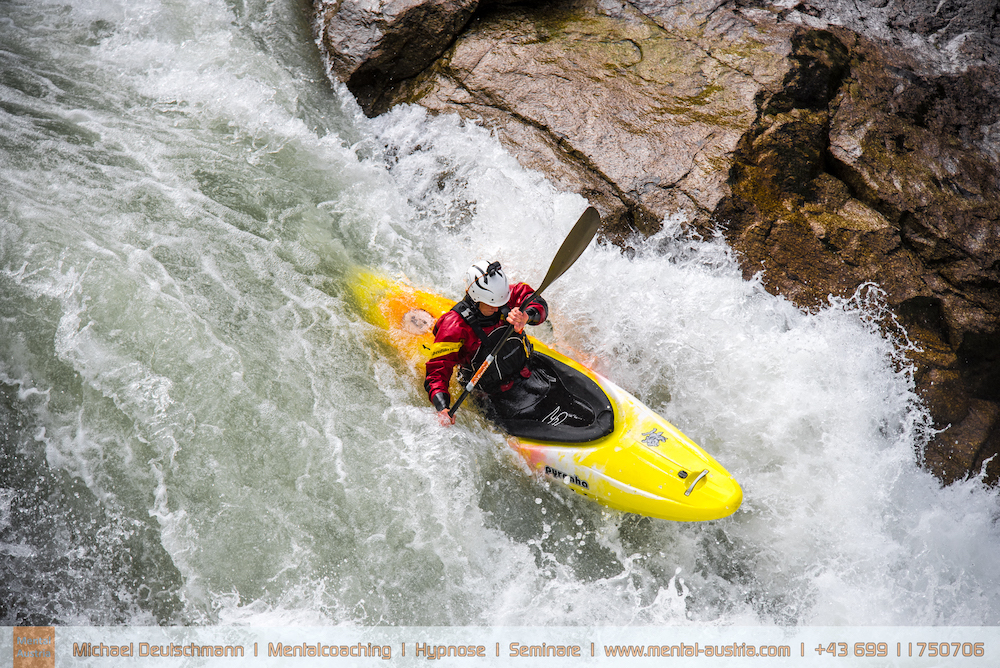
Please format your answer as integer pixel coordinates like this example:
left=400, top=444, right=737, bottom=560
left=448, top=207, right=601, bottom=418
left=446, top=301, right=529, bottom=418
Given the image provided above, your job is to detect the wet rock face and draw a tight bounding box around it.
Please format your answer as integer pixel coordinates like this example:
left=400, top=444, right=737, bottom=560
left=319, top=0, right=798, bottom=236
left=314, top=0, right=1000, bottom=486
left=717, top=27, right=1000, bottom=484
left=406, top=0, right=779, bottom=236
left=313, top=0, right=481, bottom=115
left=778, top=0, right=1000, bottom=69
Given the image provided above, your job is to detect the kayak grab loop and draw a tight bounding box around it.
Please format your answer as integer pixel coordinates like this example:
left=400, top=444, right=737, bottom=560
left=684, top=469, right=710, bottom=496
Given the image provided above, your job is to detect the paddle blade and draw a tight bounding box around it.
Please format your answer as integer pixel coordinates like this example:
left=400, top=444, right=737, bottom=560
left=536, top=206, right=601, bottom=295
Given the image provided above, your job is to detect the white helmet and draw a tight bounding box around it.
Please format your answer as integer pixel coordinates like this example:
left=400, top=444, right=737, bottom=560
left=465, top=260, right=510, bottom=307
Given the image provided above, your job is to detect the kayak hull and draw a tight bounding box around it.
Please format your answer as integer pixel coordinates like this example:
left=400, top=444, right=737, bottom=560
left=349, top=271, right=742, bottom=522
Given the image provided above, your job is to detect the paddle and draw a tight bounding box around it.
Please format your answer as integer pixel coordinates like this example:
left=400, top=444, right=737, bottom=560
left=448, top=206, right=602, bottom=418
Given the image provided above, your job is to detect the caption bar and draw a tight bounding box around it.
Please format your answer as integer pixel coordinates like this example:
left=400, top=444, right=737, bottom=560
left=7, top=625, right=998, bottom=666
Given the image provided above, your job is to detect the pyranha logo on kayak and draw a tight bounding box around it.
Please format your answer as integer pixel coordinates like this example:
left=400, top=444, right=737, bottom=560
left=641, top=428, right=667, bottom=448
left=544, top=466, right=590, bottom=489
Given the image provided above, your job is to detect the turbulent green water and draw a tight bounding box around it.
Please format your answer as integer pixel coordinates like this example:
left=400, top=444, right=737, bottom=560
left=2, top=0, right=999, bottom=628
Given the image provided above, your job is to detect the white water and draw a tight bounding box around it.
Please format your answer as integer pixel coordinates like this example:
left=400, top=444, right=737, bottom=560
left=1, top=0, right=999, bottom=629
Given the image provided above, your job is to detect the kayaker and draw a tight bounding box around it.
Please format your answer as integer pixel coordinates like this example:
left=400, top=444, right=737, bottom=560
left=425, top=260, right=548, bottom=426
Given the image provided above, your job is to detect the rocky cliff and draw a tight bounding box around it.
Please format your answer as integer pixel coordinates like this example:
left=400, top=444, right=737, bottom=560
left=313, top=0, right=1000, bottom=486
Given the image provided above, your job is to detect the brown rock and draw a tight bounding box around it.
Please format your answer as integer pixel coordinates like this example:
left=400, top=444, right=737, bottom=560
left=717, top=26, right=1000, bottom=482
left=923, top=399, right=1000, bottom=485
left=397, top=0, right=793, bottom=237
left=771, top=0, right=1000, bottom=70
left=313, top=0, right=480, bottom=115
left=918, top=368, right=970, bottom=427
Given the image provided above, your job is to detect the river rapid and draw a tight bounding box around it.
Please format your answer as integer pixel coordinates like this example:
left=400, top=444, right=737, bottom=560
left=1, top=0, right=999, bottom=629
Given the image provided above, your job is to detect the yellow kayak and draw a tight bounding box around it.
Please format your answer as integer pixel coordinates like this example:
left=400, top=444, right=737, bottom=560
left=349, top=271, right=742, bottom=522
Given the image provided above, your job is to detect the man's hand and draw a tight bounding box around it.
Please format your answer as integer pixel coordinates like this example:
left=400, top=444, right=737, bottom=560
left=437, top=408, right=456, bottom=426
left=506, top=307, right=529, bottom=333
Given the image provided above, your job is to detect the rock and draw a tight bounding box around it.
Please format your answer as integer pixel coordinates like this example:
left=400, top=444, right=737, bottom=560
left=394, top=0, right=795, bottom=237
left=313, top=0, right=481, bottom=115
left=769, top=0, right=1000, bottom=70
left=716, top=26, right=1000, bottom=483
left=923, top=399, right=1000, bottom=485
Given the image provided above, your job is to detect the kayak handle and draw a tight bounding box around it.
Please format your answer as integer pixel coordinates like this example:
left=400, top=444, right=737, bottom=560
left=684, top=469, right=709, bottom=497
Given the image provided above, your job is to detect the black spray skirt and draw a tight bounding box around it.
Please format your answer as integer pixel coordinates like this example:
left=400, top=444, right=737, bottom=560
left=475, top=352, right=614, bottom=443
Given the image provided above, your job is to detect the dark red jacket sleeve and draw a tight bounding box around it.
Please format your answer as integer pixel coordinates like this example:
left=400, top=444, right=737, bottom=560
left=509, top=283, right=547, bottom=323
left=424, top=311, right=474, bottom=408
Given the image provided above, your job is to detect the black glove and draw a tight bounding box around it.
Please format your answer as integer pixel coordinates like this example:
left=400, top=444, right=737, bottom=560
left=431, top=392, right=450, bottom=412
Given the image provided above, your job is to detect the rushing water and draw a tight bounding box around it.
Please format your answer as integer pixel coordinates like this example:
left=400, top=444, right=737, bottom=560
left=1, top=0, right=999, bottom=630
